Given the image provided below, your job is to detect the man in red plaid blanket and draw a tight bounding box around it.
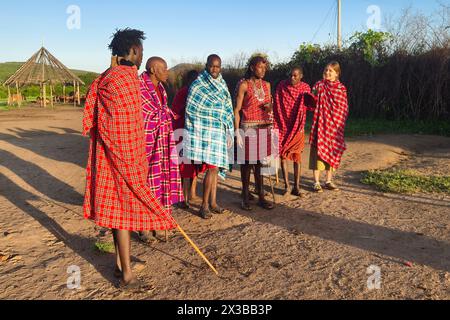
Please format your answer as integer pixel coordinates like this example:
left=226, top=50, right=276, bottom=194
left=273, top=66, right=314, bottom=197
left=83, top=29, right=176, bottom=290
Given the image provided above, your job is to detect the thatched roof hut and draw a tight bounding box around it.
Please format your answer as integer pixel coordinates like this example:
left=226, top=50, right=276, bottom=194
left=3, top=47, right=85, bottom=107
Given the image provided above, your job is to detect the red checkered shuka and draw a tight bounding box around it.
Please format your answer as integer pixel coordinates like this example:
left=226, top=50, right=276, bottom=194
left=240, top=79, right=272, bottom=124
left=309, top=79, right=349, bottom=169
left=82, top=65, right=177, bottom=231
left=235, top=79, right=274, bottom=162
left=273, top=80, right=311, bottom=150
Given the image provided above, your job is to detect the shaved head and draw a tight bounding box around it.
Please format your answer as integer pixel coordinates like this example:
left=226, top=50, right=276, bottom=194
left=145, top=56, right=169, bottom=84
left=146, top=56, right=167, bottom=72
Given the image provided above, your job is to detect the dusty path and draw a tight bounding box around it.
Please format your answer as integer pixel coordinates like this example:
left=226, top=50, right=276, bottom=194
left=0, top=106, right=449, bottom=300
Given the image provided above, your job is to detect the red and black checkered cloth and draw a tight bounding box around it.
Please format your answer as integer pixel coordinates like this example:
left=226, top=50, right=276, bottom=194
left=310, top=79, right=349, bottom=169
left=273, top=80, right=312, bottom=161
left=82, top=65, right=176, bottom=231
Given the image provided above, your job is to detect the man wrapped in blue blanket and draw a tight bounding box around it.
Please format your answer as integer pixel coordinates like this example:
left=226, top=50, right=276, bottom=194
left=184, top=54, right=234, bottom=219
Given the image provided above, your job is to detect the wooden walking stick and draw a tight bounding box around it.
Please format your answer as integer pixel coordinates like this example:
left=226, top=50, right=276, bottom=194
left=176, top=223, right=219, bottom=275
left=267, top=174, right=277, bottom=205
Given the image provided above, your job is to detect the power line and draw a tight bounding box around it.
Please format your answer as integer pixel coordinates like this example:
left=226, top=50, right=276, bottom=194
left=310, top=0, right=337, bottom=44
left=330, top=3, right=338, bottom=45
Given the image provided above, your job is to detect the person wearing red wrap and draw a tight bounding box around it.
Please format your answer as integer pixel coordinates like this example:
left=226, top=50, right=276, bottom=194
left=83, top=29, right=175, bottom=290
left=171, top=70, right=204, bottom=208
left=309, top=61, right=349, bottom=193
left=235, top=55, right=275, bottom=211
left=273, top=67, right=314, bottom=197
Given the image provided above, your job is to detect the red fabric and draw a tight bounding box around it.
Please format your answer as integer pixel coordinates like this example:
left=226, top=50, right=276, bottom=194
left=179, top=162, right=205, bottom=179
left=240, top=124, right=273, bottom=162
left=179, top=163, right=215, bottom=179
left=171, top=86, right=200, bottom=178
left=82, top=65, right=177, bottom=231
left=280, top=132, right=305, bottom=162
left=240, top=79, right=272, bottom=124
left=155, top=85, right=164, bottom=110
left=309, top=79, right=349, bottom=169
left=171, top=86, right=189, bottom=131
left=273, top=80, right=312, bottom=161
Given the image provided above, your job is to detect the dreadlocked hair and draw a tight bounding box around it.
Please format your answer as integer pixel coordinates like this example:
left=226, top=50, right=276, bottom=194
left=244, top=54, right=270, bottom=79
left=108, top=28, right=146, bottom=57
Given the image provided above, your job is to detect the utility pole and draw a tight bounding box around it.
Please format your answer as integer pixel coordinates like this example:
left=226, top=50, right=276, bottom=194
left=337, top=0, right=342, bottom=49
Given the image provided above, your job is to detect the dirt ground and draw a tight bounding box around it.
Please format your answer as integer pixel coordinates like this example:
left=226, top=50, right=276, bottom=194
left=0, top=106, right=449, bottom=300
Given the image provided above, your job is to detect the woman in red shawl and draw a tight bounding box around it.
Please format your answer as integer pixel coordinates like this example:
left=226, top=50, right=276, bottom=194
left=309, top=61, right=349, bottom=193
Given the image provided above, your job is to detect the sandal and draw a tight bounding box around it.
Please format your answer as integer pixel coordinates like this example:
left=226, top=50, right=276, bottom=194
left=291, top=189, right=305, bottom=197
left=313, top=183, right=324, bottom=193
left=258, top=199, right=274, bottom=210
left=118, top=278, right=147, bottom=292
left=241, top=200, right=252, bottom=211
left=138, top=231, right=157, bottom=245
left=199, top=207, right=213, bottom=220
left=325, top=182, right=340, bottom=191
left=210, top=206, right=231, bottom=215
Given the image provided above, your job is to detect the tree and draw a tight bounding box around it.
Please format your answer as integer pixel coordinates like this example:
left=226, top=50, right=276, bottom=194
left=349, top=30, right=393, bottom=65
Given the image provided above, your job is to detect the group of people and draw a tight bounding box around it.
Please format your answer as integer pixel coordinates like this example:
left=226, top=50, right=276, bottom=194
left=82, top=28, right=349, bottom=289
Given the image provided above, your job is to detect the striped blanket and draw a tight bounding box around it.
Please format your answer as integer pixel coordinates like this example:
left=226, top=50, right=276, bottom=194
left=139, top=72, right=183, bottom=213
left=183, top=70, right=234, bottom=179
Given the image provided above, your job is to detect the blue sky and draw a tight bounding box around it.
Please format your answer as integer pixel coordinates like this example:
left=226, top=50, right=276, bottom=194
left=0, top=0, right=445, bottom=72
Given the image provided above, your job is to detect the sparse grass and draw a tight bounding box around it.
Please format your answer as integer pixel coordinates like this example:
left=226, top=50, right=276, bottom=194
left=0, top=101, right=13, bottom=111
left=94, top=242, right=115, bottom=254
left=305, top=118, right=450, bottom=137
left=361, top=169, right=450, bottom=194
left=345, top=119, right=450, bottom=137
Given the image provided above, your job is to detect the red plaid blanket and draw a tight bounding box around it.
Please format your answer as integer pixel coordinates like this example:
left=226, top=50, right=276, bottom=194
left=310, top=79, right=349, bottom=169
left=273, top=80, right=312, bottom=160
left=82, top=65, right=176, bottom=231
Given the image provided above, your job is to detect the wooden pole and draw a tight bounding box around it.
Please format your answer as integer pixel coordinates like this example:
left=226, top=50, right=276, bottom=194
left=337, top=0, right=342, bottom=50
left=268, top=175, right=277, bottom=205
left=39, top=83, right=42, bottom=107
left=77, top=83, right=80, bottom=106
left=16, top=82, right=21, bottom=108
left=7, top=86, right=11, bottom=106
left=176, top=224, right=219, bottom=276
left=73, top=81, right=76, bottom=107
left=50, top=84, right=54, bottom=108
left=43, top=83, right=47, bottom=108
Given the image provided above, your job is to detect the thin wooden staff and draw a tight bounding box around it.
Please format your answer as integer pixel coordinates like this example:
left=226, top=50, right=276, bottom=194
left=171, top=219, right=219, bottom=276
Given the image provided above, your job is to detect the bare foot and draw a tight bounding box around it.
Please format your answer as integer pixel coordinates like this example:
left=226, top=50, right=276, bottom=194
left=114, top=261, right=146, bottom=278
left=283, top=187, right=292, bottom=197
left=189, top=196, right=202, bottom=204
